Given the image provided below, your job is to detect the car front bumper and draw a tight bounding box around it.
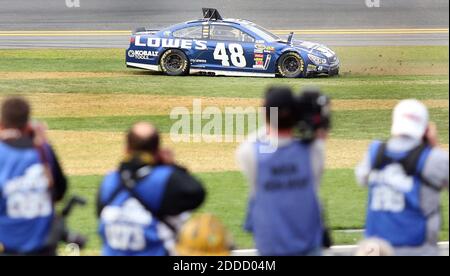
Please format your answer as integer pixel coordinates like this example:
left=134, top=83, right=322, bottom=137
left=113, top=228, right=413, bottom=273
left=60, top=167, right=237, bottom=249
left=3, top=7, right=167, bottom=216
left=306, top=58, right=340, bottom=76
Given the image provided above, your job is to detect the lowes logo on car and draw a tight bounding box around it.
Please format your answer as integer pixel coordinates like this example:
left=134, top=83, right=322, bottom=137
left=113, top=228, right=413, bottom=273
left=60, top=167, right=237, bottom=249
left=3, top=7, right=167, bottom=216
left=135, top=36, right=208, bottom=50
left=128, top=50, right=159, bottom=60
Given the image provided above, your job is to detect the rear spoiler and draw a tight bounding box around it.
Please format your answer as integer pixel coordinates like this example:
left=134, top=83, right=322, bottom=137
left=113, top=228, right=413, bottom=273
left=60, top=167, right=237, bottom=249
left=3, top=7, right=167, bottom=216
left=133, top=27, right=159, bottom=35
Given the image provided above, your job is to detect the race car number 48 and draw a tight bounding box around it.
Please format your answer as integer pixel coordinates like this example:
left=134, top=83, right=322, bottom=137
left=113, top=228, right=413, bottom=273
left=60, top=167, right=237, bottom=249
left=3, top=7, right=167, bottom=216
left=213, top=43, right=246, bottom=68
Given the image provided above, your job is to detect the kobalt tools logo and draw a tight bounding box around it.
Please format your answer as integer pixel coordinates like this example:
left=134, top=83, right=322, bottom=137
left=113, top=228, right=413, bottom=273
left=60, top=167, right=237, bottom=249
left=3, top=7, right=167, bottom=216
left=365, top=0, right=380, bottom=8
left=135, top=36, right=207, bottom=50
left=65, top=0, right=80, bottom=8
left=128, top=50, right=159, bottom=60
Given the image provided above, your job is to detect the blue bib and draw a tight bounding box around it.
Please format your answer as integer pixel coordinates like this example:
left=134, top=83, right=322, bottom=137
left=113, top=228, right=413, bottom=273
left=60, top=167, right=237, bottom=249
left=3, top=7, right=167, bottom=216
left=246, top=141, right=323, bottom=255
left=98, top=166, right=173, bottom=256
left=366, top=141, right=432, bottom=247
left=0, top=142, right=54, bottom=253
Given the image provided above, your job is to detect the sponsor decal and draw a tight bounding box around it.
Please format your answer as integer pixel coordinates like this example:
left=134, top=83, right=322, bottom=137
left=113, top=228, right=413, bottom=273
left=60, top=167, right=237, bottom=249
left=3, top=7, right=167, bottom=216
left=191, top=59, right=207, bottom=63
left=255, top=44, right=275, bottom=54
left=254, top=43, right=266, bottom=54
left=307, top=64, right=318, bottom=71
left=253, top=54, right=272, bottom=70
left=128, top=50, right=159, bottom=60
left=253, top=57, right=264, bottom=68
left=264, top=46, right=275, bottom=53
left=202, top=25, right=210, bottom=37
left=135, top=36, right=208, bottom=50
left=254, top=53, right=264, bottom=59
left=264, top=54, right=272, bottom=70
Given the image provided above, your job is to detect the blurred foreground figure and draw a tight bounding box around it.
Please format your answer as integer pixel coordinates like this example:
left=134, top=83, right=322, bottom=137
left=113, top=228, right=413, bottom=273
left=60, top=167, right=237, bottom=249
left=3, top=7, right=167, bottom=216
left=356, top=99, right=449, bottom=256
left=237, top=87, right=331, bottom=256
left=176, top=213, right=234, bottom=256
left=97, top=122, right=205, bottom=256
left=0, top=97, right=67, bottom=256
left=355, top=238, right=395, bottom=256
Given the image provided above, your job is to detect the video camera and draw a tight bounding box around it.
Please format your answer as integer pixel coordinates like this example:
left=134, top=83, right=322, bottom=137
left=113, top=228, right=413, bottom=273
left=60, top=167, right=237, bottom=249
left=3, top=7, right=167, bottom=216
left=295, top=88, right=332, bottom=142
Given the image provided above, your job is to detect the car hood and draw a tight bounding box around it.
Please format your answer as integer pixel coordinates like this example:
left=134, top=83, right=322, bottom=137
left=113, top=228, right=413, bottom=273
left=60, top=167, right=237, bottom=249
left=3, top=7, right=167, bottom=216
left=291, top=39, right=336, bottom=59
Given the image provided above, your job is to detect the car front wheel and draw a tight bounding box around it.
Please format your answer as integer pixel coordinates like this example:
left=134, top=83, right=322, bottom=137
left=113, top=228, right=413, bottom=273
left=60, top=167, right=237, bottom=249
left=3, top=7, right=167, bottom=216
left=277, top=52, right=306, bottom=78
left=160, top=49, right=189, bottom=76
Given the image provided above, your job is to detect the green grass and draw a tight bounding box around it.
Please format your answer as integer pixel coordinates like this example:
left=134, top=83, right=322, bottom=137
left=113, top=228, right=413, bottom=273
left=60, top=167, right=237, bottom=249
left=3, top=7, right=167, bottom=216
left=332, top=108, right=449, bottom=142
left=1, top=75, right=448, bottom=100
left=0, top=49, right=126, bottom=72
left=40, top=107, right=449, bottom=143
left=64, top=170, right=449, bottom=253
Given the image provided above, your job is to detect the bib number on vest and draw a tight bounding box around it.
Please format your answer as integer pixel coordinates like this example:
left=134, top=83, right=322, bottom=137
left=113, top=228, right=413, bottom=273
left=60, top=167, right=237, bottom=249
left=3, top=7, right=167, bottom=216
left=3, top=164, right=52, bottom=219
left=371, top=185, right=405, bottom=213
left=101, top=198, right=153, bottom=251
left=105, top=224, right=146, bottom=251
left=368, top=163, right=414, bottom=213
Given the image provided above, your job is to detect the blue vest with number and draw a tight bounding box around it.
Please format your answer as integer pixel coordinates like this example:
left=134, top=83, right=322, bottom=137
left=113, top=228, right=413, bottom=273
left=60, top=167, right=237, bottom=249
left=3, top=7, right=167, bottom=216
left=98, top=165, right=174, bottom=256
left=366, top=141, right=431, bottom=247
left=245, top=141, right=323, bottom=256
left=0, top=142, right=54, bottom=253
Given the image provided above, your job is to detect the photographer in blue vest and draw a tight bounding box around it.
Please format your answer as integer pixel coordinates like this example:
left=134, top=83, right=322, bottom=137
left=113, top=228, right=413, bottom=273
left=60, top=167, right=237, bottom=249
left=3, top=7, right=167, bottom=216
left=237, top=87, right=331, bottom=256
left=0, top=97, right=67, bottom=256
left=356, top=99, right=448, bottom=256
left=97, top=122, right=205, bottom=256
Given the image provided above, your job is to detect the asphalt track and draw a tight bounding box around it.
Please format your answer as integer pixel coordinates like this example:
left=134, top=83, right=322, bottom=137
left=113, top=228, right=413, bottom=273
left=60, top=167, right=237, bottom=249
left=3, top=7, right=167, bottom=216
left=0, top=0, right=448, bottom=48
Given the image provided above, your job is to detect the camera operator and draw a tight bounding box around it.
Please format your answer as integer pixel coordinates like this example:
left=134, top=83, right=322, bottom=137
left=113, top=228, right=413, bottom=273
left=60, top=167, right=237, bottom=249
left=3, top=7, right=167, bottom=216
left=236, top=87, right=331, bottom=256
left=0, top=97, right=67, bottom=256
left=97, top=122, right=206, bottom=256
left=355, top=99, right=448, bottom=256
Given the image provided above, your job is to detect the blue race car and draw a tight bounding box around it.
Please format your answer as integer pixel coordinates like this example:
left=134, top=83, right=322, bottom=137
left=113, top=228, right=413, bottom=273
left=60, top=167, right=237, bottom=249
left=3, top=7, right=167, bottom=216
left=126, top=8, right=340, bottom=78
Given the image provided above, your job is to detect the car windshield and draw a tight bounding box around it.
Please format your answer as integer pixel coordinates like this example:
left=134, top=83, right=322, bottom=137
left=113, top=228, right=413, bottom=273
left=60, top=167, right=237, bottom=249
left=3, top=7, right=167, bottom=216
left=245, top=23, right=281, bottom=42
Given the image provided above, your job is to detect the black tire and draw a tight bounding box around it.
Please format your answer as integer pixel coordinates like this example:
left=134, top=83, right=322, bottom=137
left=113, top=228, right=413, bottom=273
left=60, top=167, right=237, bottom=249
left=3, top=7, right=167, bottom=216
left=277, top=52, right=306, bottom=78
left=160, top=49, right=189, bottom=76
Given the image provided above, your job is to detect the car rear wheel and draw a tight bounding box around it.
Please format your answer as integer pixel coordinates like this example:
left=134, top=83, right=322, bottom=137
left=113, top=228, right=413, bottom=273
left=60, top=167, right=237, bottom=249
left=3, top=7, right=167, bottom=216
left=160, top=49, right=189, bottom=76
left=277, top=52, right=306, bottom=78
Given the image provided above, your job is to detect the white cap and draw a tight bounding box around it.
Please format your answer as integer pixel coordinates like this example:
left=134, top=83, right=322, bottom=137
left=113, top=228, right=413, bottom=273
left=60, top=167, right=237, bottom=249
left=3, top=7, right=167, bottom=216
left=391, top=99, right=429, bottom=140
